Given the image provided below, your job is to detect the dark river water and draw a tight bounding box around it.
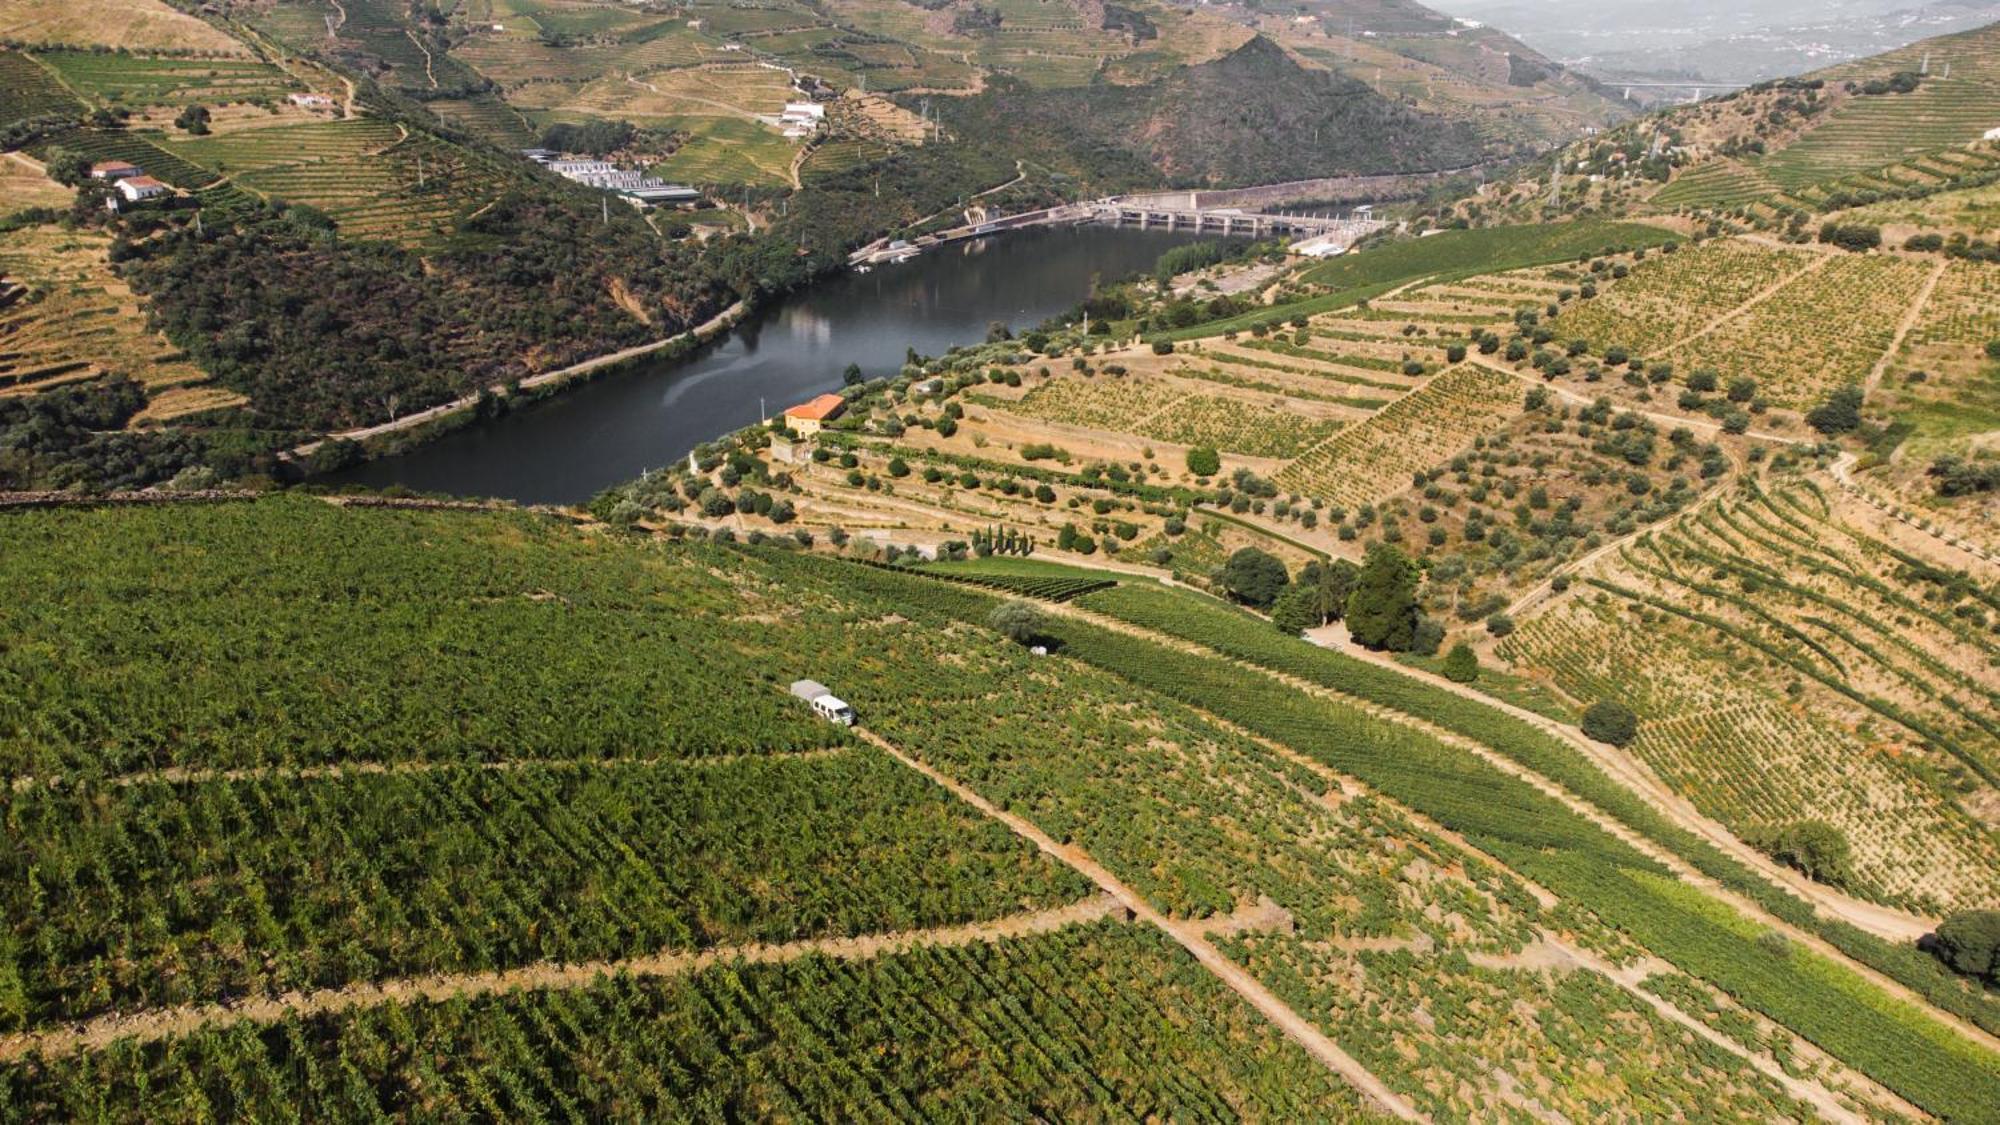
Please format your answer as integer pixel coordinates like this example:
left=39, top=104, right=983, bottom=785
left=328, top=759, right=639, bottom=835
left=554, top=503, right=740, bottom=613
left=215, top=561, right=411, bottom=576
left=321, top=225, right=1219, bottom=504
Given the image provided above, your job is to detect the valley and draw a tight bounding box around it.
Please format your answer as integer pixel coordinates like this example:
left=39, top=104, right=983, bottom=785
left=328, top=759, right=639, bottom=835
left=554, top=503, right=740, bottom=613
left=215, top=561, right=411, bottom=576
left=2, top=1, right=1999, bottom=1120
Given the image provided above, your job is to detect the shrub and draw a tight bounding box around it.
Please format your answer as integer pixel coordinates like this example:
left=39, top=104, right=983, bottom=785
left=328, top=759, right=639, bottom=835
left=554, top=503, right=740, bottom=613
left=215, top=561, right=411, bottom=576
left=1410, top=617, right=1444, bottom=657
left=1442, top=641, right=1479, bottom=683
left=1580, top=700, right=1638, bottom=746
left=1185, top=446, right=1221, bottom=477
left=989, top=599, right=1047, bottom=646
left=1749, top=820, right=1854, bottom=888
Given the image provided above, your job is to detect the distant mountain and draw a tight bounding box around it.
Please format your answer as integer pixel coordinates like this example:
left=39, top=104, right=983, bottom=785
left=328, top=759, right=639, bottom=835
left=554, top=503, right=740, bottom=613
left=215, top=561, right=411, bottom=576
left=940, top=34, right=1495, bottom=188
left=1444, top=19, right=2000, bottom=225
left=1427, top=0, right=2000, bottom=87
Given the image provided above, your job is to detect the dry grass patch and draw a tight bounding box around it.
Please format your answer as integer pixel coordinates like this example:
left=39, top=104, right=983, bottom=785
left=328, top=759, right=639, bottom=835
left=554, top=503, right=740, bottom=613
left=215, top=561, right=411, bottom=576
left=0, top=154, right=73, bottom=219
left=0, top=0, right=248, bottom=55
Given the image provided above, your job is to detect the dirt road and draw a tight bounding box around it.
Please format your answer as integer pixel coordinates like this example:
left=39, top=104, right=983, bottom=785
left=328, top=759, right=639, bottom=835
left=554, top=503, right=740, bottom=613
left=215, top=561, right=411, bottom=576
left=0, top=895, right=1121, bottom=1064
left=851, top=728, right=1424, bottom=1121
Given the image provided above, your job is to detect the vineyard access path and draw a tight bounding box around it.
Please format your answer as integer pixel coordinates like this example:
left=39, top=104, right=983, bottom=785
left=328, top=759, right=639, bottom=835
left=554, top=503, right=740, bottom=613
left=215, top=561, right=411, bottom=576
left=1863, top=256, right=1947, bottom=396
left=848, top=727, right=1425, bottom=1122
left=1655, top=251, right=1834, bottom=360
left=1131, top=691, right=1878, bottom=1122
left=7, top=745, right=855, bottom=794
left=0, top=896, right=1123, bottom=1064
left=1829, top=451, right=1998, bottom=566
left=1026, top=597, right=2000, bottom=1056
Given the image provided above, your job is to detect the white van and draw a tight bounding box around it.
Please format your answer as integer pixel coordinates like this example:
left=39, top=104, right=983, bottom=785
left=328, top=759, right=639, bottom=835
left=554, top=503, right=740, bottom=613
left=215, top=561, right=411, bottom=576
left=811, top=694, right=856, bottom=726
left=791, top=679, right=856, bottom=726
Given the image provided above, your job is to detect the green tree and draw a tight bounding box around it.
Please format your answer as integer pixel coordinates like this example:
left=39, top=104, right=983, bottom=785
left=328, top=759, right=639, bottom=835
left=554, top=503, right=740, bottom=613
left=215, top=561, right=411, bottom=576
left=989, top=599, right=1046, bottom=646
left=1220, top=547, right=1288, bottom=609
left=1344, top=543, right=1420, bottom=651
left=887, top=456, right=909, bottom=478
left=1410, top=617, right=1444, bottom=656
left=1930, top=910, right=2000, bottom=984
left=1580, top=700, right=1638, bottom=746
left=1750, top=820, right=1854, bottom=889
left=842, top=362, right=864, bottom=386
left=1806, top=385, right=1864, bottom=435
left=1185, top=446, right=1220, bottom=477
left=41, top=147, right=90, bottom=187
left=1297, top=558, right=1357, bottom=625
left=1270, top=585, right=1318, bottom=635
left=1442, top=641, right=1479, bottom=683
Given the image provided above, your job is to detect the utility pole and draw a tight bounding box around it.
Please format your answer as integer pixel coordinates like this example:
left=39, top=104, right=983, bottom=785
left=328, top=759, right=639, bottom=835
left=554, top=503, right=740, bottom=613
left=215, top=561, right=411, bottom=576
left=602, top=194, right=609, bottom=225
left=417, top=154, right=425, bottom=189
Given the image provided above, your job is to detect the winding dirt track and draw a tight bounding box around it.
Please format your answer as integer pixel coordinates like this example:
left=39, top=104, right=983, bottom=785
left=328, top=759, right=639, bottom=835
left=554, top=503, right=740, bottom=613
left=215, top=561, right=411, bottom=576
left=0, top=896, right=1121, bottom=1064
left=1033, top=597, right=2000, bottom=1056
left=850, top=728, right=1425, bottom=1122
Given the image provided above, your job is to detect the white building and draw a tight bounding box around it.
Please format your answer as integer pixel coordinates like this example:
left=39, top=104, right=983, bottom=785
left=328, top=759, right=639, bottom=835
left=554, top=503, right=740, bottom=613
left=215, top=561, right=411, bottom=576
left=780, top=101, right=826, bottom=138
left=288, top=93, right=335, bottom=109
left=115, top=176, right=169, bottom=203
left=544, top=159, right=698, bottom=203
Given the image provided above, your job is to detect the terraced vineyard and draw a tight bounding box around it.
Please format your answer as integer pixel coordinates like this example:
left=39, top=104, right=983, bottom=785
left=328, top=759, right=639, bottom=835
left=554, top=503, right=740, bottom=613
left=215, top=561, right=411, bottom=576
left=1653, top=159, right=1781, bottom=210
left=901, top=564, right=1115, bottom=602
left=419, top=95, right=536, bottom=147
left=1275, top=364, right=1521, bottom=509
left=170, top=118, right=404, bottom=174
left=1503, top=478, right=2000, bottom=913
left=28, top=127, right=219, bottom=189
left=653, top=116, right=796, bottom=186
left=0, top=225, right=213, bottom=397
left=1554, top=239, right=1816, bottom=357
left=239, top=132, right=507, bottom=247
left=1756, top=75, right=2000, bottom=195
left=0, top=0, right=250, bottom=56
left=997, top=373, right=1342, bottom=458
left=33, top=51, right=299, bottom=107
left=0, top=153, right=72, bottom=219
left=1667, top=251, right=1933, bottom=408
left=0, top=50, right=84, bottom=129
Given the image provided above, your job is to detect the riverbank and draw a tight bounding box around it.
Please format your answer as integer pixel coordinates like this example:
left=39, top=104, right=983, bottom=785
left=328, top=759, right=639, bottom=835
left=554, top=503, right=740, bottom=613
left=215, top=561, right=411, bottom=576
left=315, top=225, right=1218, bottom=504
left=287, top=300, right=749, bottom=467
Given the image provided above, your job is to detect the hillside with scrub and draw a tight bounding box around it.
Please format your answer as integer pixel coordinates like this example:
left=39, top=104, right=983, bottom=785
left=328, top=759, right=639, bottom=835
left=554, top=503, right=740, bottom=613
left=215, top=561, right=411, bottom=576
left=2, top=493, right=1999, bottom=1120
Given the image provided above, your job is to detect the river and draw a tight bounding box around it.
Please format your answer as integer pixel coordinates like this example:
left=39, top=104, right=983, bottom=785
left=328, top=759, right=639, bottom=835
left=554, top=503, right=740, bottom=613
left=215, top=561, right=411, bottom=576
left=322, top=225, right=1221, bottom=504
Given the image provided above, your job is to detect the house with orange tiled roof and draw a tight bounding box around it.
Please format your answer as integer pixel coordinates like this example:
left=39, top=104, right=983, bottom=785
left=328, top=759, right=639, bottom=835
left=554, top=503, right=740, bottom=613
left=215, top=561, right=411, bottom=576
left=782, top=392, right=846, bottom=437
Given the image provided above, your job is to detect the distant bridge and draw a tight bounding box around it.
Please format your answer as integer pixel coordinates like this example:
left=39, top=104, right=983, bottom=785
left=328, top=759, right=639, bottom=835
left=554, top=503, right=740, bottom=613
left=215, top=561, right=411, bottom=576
left=1087, top=197, right=1385, bottom=244
left=848, top=185, right=1393, bottom=266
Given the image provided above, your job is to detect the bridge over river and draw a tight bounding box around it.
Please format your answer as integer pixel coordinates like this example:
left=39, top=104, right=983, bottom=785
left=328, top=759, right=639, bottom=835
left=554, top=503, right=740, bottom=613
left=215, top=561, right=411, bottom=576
left=850, top=187, right=1390, bottom=266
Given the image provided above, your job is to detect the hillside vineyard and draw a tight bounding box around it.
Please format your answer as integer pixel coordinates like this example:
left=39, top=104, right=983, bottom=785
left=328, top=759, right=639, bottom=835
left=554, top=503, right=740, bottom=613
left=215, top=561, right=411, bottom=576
left=3, top=0, right=2000, bottom=1120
